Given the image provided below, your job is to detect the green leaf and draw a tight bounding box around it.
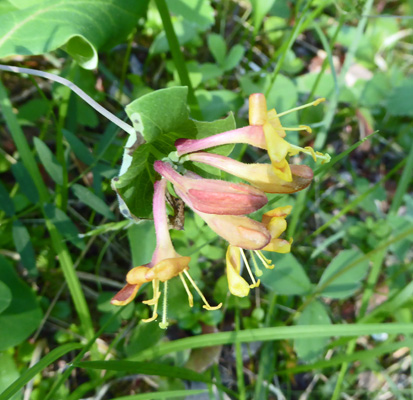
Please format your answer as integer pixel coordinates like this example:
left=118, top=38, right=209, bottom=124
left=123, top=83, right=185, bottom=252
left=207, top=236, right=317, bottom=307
left=107, top=389, right=207, bottom=400
left=260, top=253, right=312, bottom=296
left=0, top=352, right=20, bottom=400
left=294, top=300, right=331, bottom=362
left=11, top=162, right=39, bottom=204
left=33, top=137, right=63, bottom=186
left=0, top=281, right=12, bottom=314
left=63, top=129, right=94, bottom=165
left=167, top=0, right=214, bottom=31
left=44, top=203, right=85, bottom=250
left=71, top=184, right=115, bottom=220
left=386, top=80, right=413, bottom=117
left=0, top=0, right=149, bottom=69
left=317, top=249, right=370, bottom=299
left=127, top=221, right=156, bottom=267
left=0, top=256, right=42, bottom=351
left=207, top=33, right=227, bottom=65
left=223, top=44, right=245, bottom=71
left=249, top=0, right=277, bottom=31
left=150, top=19, right=198, bottom=54
left=196, top=89, right=243, bottom=121
left=12, top=220, right=37, bottom=277
left=113, top=87, right=236, bottom=219
left=0, top=343, right=82, bottom=400
left=0, top=181, right=14, bottom=217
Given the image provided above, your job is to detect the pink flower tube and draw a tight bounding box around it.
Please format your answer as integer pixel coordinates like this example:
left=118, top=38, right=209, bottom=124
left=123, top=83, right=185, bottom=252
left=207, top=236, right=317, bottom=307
left=154, top=160, right=268, bottom=215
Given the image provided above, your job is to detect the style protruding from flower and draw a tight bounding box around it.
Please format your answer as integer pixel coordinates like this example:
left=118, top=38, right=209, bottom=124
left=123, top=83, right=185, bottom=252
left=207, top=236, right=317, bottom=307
left=112, top=178, right=222, bottom=329
left=175, top=93, right=330, bottom=184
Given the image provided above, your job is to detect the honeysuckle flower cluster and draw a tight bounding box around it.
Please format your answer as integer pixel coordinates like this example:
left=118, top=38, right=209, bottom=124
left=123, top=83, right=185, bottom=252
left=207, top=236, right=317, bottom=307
left=111, top=93, right=330, bottom=328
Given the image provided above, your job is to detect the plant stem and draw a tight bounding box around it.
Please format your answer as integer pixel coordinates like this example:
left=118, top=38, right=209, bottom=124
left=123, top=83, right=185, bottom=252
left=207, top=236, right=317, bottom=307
left=154, top=0, right=203, bottom=120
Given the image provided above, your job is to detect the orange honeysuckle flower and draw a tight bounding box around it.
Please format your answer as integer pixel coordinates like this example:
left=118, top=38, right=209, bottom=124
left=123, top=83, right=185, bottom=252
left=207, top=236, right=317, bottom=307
left=111, top=178, right=221, bottom=329
left=173, top=178, right=271, bottom=250
left=184, top=152, right=313, bottom=194
left=175, top=93, right=330, bottom=182
left=153, top=160, right=268, bottom=215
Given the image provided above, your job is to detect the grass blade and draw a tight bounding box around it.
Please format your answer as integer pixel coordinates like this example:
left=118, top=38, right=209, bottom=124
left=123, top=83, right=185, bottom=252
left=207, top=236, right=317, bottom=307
left=0, top=343, right=83, bottom=400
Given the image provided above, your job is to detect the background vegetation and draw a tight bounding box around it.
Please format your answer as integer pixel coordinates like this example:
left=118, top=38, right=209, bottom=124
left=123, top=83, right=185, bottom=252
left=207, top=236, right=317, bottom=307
left=0, top=0, right=413, bottom=399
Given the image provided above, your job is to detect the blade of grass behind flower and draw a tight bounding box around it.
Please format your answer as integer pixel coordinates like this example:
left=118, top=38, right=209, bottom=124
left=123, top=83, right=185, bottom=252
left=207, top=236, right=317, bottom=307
left=311, top=158, right=406, bottom=238
left=0, top=343, right=83, bottom=400
left=314, top=0, right=374, bottom=150
left=0, top=80, right=94, bottom=343
left=109, top=390, right=207, bottom=400
left=130, top=323, right=413, bottom=361
left=154, top=0, right=202, bottom=120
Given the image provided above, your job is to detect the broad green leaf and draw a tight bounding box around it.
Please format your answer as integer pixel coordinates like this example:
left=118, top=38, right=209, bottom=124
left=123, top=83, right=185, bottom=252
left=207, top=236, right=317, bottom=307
left=0, top=352, right=20, bottom=400
left=113, top=87, right=236, bottom=219
left=0, top=343, right=82, bottom=400
left=0, top=281, right=12, bottom=314
left=207, top=33, right=227, bottom=65
left=125, top=321, right=165, bottom=357
left=249, top=0, right=277, bottom=31
left=260, top=253, right=312, bottom=296
left=0, top=181, right=14, bottom=216
left=0, top=0, right=149, bottom=69
left=63, top=129, right=94, bottom=165
left=150, top=20, right=198, bottom=55
left=386, top=80, right=413, bottom=117
left=167, top=0, right=214, bottom=31
left=128, top=221, right=156, bottom=267
left=196, top=89, right=243, bottom=121
left=44, top=203, right=85, bottom=250
left=71, top=184, right=115, bottom=220
left=74, top=360, right=211, bottom=383
left=0, top=256, right=42, bottom=351
left=223, top=44, right=245, bottom=71
left=33, top=137, right=63, bottom=186
left=12, top=220, right=37, bottom=276
left=294, top=300, right=331, bottom=362
left=317, top=249, right=370, bottom=299
left=11, top=162, right=39, bottom=204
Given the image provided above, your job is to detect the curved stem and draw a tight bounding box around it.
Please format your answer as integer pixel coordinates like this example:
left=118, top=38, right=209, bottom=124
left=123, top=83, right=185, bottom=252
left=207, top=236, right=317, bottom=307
left=0, top=64, right=137, bottom=137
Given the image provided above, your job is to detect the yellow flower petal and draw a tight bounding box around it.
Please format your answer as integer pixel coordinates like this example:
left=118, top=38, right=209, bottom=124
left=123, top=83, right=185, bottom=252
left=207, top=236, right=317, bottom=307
left=226, top=246, right=250, bottom=297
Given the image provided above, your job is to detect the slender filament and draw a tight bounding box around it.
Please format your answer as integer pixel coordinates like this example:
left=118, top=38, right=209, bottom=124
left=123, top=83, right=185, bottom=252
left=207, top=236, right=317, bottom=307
left=240, top=248, right=260, bottom=288
left=274, top=98, right=326, bottom=118
left=183, top=270, right=222, bottom=311
left=179, top=272, right=194, bottom=307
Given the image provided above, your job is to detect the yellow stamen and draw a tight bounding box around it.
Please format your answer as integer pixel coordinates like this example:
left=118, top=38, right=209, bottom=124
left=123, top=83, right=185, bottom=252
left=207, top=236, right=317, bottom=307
left=159, top=281, right=169, bottom=329
left=274, top=98, right=326, bottom=118
left=288, top=144, right=331, bottom=163
left=250, top=252, right=263, bottom=277
left=240, top=248, right=260, bottom=288
left=254, top=250, right=274, bottom=270
left=179, top=272, right=194, bottom=307
left=276, top=125, right=312, bottom=134
left=142, top=279, right=160, bottom=323
left=183, top=270, right=222, bottom=311
left=142, top=279, right=161, bottom=305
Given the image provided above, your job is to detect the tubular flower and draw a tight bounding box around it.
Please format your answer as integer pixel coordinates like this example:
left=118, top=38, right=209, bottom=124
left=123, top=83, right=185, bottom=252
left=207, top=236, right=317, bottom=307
left=184, top=152, right=313, bottom=194
left=223, top=206, right=294, bottom=297
left=111, top=179, right=221, bottom=329
left=175, top=93, right=330, bottom=183
left=174, top=180, right=271, bottom=250
left=153, top=160, right=268, bottom=215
